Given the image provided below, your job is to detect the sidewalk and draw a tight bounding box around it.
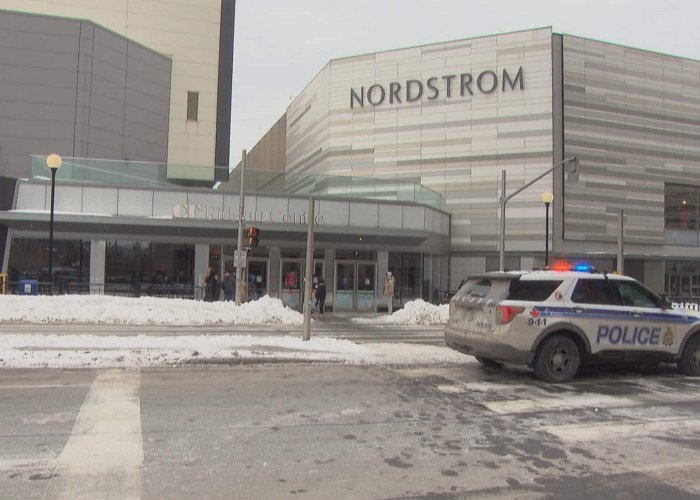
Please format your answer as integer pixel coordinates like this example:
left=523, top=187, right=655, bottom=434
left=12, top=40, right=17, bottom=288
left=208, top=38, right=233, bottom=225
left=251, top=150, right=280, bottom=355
left=0, top=311, right=400, bottom=335
left=0, top=324, right=462, bottom=370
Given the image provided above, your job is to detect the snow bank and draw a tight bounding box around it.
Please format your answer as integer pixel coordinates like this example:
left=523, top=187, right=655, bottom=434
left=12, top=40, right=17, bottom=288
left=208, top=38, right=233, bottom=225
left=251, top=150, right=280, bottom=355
left=0, top=334, right=470, bottom=369
left=0, top=294, right=303, bottom=326
left=354, top=299, right=449, bottom=325
left=0, top=295, right=450, bottom=326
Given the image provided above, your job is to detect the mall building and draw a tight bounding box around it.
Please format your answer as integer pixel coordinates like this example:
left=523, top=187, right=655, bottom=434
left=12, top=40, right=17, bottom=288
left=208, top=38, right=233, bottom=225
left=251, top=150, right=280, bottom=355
left=1, top=25, right=700, bottom=309
left=239, top=26, right=700, bottom=299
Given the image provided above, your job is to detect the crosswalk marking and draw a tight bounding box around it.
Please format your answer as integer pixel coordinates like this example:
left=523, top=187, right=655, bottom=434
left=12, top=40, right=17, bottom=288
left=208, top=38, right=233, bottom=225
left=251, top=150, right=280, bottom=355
left=542, top=417, right=700, bottom=443
left=44, top=370, right=143, bottom=500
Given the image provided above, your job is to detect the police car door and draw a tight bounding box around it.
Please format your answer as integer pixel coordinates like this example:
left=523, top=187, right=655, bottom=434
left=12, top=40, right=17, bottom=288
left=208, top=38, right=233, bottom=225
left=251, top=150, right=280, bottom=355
left=569, top=277, right=627, bottom=356
left=610, top=279, right=677, bottom=355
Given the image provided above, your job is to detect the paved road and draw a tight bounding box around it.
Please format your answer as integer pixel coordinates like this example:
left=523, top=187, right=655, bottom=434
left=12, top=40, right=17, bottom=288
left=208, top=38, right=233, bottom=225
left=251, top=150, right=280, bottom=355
left=1, top=362, right=699, bottom=499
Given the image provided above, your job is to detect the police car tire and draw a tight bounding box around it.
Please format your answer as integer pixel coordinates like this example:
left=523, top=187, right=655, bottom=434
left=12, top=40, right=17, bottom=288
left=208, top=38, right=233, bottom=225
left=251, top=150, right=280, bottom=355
left=475, top=356, right=503, bottom=368
left=533, top=335, right=580, bottom=383
left=678, top=335, right=700, bottom=376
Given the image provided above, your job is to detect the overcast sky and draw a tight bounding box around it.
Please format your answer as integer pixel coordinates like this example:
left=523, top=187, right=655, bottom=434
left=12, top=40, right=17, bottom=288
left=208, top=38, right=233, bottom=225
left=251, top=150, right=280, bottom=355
left=229, top=0, right=700, bottom=166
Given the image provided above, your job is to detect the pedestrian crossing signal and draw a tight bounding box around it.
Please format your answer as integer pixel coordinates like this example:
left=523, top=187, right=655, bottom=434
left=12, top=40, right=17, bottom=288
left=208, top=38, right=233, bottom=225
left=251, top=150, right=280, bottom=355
left=246, top=226, right=259, bottom=247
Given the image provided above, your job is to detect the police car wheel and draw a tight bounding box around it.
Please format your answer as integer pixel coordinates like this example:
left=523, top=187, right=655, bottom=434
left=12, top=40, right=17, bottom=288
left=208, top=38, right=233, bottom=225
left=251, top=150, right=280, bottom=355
left=475, top=356, right=503, bottom=368
left=678, top=335, right=700, bottom=376
left=533, top=335, right=580, bottom=383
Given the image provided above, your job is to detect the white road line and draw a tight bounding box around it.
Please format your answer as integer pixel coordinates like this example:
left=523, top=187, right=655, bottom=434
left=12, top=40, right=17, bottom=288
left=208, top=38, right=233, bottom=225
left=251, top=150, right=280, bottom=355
left=541, top=416, right=700, bottom=443
left=481, top=394, right=640, bottom=414
left=44, top=369, right=143, bottom=500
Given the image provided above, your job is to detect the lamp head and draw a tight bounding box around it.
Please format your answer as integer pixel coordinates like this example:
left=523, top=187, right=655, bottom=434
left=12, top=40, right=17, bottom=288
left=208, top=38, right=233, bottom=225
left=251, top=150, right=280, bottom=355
left=542, top=191, right=554, bottom=204
left=46, top=154, right=63, bottom=170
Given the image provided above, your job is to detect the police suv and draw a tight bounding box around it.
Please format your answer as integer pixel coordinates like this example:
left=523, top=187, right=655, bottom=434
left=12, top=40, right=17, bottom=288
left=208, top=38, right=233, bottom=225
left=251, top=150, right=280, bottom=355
left=444, top=267, right=700, bottom=382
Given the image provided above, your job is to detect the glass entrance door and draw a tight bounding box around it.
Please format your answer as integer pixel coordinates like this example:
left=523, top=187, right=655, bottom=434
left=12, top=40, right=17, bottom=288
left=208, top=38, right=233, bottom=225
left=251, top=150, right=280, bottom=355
left=247, top=259, right=268, bottom=300
left=335, top=262, right=355, bottom=311
left=281, top=259, right=303, bottom=310
left=334, top=261, right=376, bottom=312
left=357, top=262, right=376, bottom=312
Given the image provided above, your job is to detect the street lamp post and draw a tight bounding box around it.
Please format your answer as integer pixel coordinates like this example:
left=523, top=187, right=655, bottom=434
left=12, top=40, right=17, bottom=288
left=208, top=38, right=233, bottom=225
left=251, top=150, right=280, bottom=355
left=46, top=154, right=63, bottom=292
left=499, top=156, right=578, bottom=271
left=541, top=192, right=554, bottom=267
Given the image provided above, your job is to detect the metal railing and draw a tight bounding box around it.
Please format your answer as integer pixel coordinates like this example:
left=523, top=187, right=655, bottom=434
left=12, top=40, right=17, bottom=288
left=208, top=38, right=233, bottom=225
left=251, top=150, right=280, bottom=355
left=2, top=281, right=205, bottom=300
left=670, top=296, right=700, bottom=311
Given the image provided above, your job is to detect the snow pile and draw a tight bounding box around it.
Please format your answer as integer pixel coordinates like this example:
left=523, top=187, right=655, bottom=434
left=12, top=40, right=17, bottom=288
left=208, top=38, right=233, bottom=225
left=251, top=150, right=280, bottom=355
left=0, top=334, right=470, bottom=369
left=0, top=294, right=303, bottom=326
left=354, top=299, right=449, bottom=325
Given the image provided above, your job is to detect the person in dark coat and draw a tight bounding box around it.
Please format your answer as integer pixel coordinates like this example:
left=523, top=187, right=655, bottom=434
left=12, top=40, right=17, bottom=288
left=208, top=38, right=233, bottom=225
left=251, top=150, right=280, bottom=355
left=221, top=270, right=235, bottom=301
left=203, top=266, right=220, bottom=302
left=314, top=277, right=327, bottom=314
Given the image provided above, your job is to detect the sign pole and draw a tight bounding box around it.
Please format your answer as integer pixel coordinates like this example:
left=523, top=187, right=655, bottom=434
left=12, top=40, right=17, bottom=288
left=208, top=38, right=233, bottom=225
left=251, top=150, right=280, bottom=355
left=235, top=150, right=246, bottom=306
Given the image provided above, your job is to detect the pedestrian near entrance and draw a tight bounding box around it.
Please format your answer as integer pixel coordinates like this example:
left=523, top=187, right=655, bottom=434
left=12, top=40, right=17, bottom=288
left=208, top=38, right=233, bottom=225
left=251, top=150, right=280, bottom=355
left=203, top=266, right=220, bottom=302
left=221, top=270, right=235, bottom=301
left=383, top=271, right=395, bottom=314
left=314, top=277, right=327, bottom=314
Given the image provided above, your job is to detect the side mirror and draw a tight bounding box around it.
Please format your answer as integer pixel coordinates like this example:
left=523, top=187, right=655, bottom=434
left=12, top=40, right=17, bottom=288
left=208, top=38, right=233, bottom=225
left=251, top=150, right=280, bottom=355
left=660, top=294, right=674, bottom=310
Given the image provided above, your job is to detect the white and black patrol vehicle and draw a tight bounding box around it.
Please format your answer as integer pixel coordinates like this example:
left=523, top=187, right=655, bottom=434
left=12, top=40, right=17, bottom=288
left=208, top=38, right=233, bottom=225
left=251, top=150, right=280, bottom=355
left=444, top=265, right=700, bottom=382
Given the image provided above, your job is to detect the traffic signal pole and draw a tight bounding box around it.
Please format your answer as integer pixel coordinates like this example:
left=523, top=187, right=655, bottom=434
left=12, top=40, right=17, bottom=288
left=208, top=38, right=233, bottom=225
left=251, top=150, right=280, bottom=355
left=235, top=150, right=246, bottom=306
left=303, top=197, right=315, bottom=341
left=499, top=156, right=578, bottom=271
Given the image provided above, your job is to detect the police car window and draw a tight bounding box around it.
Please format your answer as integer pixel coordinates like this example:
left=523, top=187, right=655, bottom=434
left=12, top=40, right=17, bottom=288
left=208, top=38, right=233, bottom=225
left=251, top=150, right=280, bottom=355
left=571, top=279, right=617, bottom=305
left=507, top=280, right=562, bottom=301
left=464, top=279, right=491, bottom=298
left=614, top=281, right=660, bottom=308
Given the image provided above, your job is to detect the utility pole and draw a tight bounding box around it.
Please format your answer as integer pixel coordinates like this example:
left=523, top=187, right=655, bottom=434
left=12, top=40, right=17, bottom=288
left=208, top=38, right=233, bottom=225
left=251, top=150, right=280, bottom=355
left=303, top=197, right=315, bottom=341
left=617, top=210, right=624, bottom=274
left=235, top=150, right=246, bottom=306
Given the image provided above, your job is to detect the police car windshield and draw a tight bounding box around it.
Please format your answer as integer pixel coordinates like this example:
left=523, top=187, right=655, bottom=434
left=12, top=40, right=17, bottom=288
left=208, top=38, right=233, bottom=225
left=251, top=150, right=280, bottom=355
left=614, top=280, right=662, bottom=308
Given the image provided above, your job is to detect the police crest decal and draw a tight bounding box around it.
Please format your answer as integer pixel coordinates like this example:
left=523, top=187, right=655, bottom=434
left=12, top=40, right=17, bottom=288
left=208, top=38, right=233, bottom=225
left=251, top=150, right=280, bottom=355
left=662, top=328, right=675, bottom=347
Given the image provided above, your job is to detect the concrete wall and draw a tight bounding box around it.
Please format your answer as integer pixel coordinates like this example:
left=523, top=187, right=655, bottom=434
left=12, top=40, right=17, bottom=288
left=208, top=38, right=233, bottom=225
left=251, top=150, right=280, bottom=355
left=241, top=113, right=287, bottom=172
left=0, top=0, right=230, bottom=178
left=0, top=10, right=171, bottom=178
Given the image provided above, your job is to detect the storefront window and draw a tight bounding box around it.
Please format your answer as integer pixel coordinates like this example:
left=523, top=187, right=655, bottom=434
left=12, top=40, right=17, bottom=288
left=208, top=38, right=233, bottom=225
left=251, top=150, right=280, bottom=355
left=105, top=240, right=194, bottom=296
left=388, top=252, right=422, bottom=303
left=665, top=183, right=699, bottom=230
left=7, top=238, right=90, bottom=290
left=666, top=261, right=700, bottom=298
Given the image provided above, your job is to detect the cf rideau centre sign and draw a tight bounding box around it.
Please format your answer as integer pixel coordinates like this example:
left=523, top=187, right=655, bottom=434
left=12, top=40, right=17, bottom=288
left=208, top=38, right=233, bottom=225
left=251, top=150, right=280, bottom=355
left=350, top=67, right=524, bottom=108
left=172, top=204, right=324, bottom=225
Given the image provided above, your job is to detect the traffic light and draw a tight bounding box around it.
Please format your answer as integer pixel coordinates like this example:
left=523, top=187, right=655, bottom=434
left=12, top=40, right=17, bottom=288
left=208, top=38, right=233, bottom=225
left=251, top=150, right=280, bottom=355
left=246, top=226, right=259, bottom=247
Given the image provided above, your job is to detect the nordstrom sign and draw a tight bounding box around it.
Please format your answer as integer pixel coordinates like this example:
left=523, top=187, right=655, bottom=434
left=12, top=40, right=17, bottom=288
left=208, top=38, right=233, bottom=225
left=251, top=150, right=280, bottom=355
left=350, top=67, right=524, bottom=109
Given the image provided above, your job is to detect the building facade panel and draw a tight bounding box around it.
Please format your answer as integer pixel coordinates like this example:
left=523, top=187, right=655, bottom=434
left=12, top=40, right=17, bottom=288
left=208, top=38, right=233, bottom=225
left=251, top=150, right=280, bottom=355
left=287, top=28, right=555, bottom=257
left=562, top=35, right=700, bottom=249
left=0, top=10, right=171, bottom=178
left=0, top=0, right=230, bottom=175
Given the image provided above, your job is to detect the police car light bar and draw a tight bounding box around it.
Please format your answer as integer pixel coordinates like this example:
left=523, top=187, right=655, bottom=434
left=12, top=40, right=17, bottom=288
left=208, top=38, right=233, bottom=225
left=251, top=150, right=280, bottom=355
left=549, top=260, right=596, bottom=273
left=551, top=260, right=571, bottom=272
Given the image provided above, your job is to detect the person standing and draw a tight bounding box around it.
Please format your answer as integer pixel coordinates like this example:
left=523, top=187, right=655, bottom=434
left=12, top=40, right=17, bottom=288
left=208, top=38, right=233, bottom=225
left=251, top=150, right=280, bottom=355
left=203, top=266, right=220, bottom=302
left=314, top=277, right=327, bottom=314
left=383, top=271, right=396, bottom=314
left=221, top=269, right=235, bottom=301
